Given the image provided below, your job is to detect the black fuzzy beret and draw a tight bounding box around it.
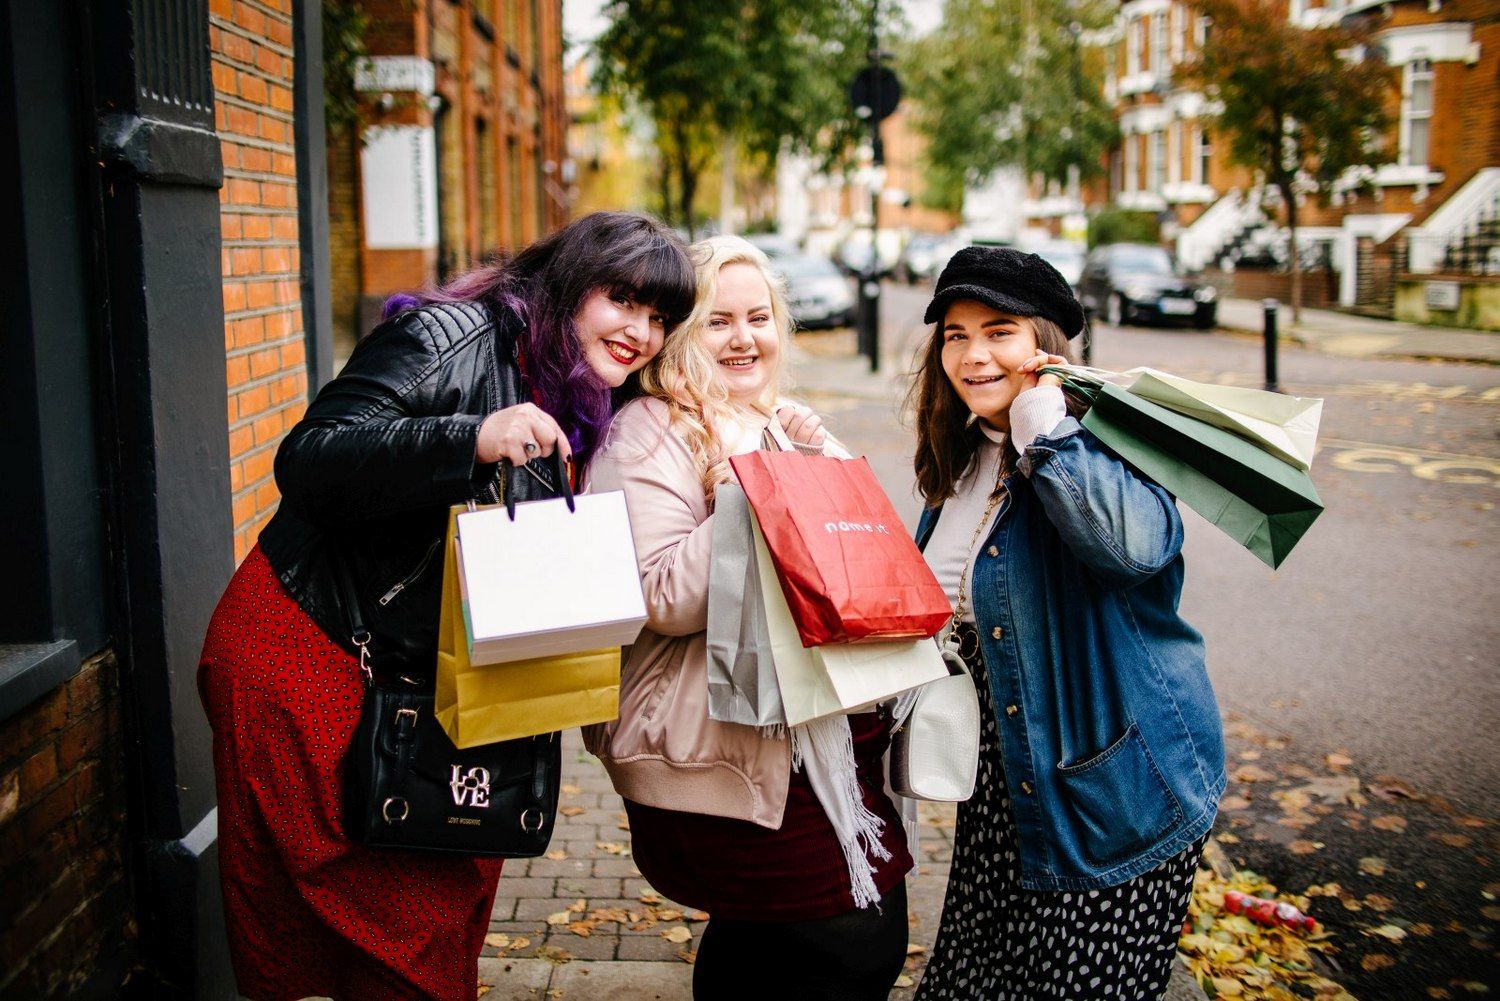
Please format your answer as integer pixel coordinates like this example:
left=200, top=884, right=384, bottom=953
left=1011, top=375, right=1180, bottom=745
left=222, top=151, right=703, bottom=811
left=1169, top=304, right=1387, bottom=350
left=923, top=246, right=1086, bottom=339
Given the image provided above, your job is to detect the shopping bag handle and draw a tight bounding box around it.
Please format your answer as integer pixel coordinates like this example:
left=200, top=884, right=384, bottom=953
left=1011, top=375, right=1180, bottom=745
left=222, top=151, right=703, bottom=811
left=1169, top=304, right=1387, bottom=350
left=501, top=449, right=575, bottom=521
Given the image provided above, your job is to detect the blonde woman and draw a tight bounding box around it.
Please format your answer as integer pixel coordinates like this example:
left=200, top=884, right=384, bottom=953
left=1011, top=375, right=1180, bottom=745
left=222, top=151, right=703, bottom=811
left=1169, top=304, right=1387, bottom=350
left=585, top=237, right=911, bottom=1000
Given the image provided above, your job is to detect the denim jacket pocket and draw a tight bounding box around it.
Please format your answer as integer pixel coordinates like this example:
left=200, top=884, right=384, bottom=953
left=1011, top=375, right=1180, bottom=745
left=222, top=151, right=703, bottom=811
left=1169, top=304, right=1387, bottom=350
left=1056, top=722, right=1183, bottom=867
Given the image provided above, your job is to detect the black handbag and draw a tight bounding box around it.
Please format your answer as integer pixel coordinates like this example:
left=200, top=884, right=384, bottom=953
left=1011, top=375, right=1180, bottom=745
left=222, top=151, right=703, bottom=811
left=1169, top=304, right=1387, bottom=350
left=336, top=457, right=570, bottom=856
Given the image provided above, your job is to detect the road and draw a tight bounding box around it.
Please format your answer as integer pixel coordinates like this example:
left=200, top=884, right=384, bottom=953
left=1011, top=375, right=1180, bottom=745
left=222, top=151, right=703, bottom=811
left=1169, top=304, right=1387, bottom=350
left=792, top=281, right=1500, bottom=998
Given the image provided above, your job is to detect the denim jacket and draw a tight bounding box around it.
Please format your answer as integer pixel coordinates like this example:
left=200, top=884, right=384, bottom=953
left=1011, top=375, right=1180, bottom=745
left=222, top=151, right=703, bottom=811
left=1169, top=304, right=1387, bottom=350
left=915, top=417, right=1225, bottom=891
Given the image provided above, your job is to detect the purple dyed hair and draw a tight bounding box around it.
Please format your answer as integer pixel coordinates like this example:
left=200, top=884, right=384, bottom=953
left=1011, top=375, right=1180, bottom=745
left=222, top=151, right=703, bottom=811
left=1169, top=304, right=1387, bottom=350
left=382, top=212, right=694, bottom=470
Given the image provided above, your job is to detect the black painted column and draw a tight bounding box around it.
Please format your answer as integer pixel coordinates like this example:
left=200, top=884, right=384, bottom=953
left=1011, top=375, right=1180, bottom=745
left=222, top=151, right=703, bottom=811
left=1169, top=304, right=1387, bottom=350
left=85, top=0, right=236, bottom=995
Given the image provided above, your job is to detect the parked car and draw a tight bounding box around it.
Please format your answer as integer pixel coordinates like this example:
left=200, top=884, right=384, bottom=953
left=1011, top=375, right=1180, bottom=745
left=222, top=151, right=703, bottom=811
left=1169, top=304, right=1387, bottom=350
left=772, top=254, right=856, bottom=329
left=1078, top=243, right=1217, bottom=329
left=1025, top=239, right=1086, bottom=288
left=896, top=232, right=961, bottom=284
left=834, top=229, right=904, bottom=277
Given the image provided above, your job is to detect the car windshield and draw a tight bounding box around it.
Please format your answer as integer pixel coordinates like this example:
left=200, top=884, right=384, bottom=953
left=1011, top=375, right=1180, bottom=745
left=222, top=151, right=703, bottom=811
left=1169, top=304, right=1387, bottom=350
left=776, top=255, right=841, bottom=279
left=1036, top=246, right=1083, bottom=268
left=1109, top=246, right=1174, bottom=275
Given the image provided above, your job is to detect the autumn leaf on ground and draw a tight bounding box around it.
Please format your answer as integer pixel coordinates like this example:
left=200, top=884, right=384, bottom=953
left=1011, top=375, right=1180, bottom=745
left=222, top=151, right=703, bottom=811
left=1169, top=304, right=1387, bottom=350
left=560, top=784, right=581, bottom=795
left=906, top=943, right=927, bottom=956
left=653, top=908, right=684, bottom=921
left=546, top=911, right=572, bottom=926
left=1364, top=894, right=1396, bottom=912
left=1429, top=832, right=1473, bottom=848
left=477, top=986, right=492, bottom=998
left=566, top=899, right=586, bottom=914
left=484, top=933, right=510, bottom=949
left=1371, top=814, right=1408, bottom=833
left=1234, top=764, right=1277, bottom=783
left=894, top=975, right=915, bottom=988
left=1362, top=954, right=1396, bottom=971
left=545, top=849, right=569, bottom=860
left=535, top=945, right=573, bottom=965
left=1326, top=751, right=1355, bottom=770
left=508, top=936, right=531, bottom=951
left=1370, top=775, right=1424, bottom=802
left=1289, top=840, right=1321, bottom=855
left=677, top=949, right=697, bottom=965
left=595, top=841, right=629, bottom=855
left=566, top=920, right=597, bottom=937
left=559, top=806, right=586, bottom=817
left=1221, top=794, right=1253, bottom=811
left=661, top=925, right=693, bottom=944
left=1359, top=856, right=1389, bottom=876
left=688, top=910, right=710, bottom=922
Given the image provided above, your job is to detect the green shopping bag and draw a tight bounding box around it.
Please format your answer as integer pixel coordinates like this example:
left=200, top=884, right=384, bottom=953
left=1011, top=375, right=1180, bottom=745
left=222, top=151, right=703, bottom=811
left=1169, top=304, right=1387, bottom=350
left=1071, top=381, right=1323, bottom=569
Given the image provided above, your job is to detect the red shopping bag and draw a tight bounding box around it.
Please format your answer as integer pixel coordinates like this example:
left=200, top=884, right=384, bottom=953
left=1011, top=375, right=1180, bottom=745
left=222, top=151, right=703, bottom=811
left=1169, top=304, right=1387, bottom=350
left=729, top=450, right=952, bottom=647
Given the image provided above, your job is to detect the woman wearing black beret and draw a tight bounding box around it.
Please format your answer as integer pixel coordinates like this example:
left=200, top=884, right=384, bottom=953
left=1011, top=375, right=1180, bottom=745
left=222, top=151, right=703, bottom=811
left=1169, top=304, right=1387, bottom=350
left=908, top=247, right=1225, bottom=1000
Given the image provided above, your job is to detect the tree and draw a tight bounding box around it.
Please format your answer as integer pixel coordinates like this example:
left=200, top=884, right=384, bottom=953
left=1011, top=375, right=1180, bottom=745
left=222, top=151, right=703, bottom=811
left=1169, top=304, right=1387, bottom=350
left=905, top=0, right=1118, bottom=212
left=1183, top=0, right=1394, bottom=321
left=593, top=0, right=866, bottom=238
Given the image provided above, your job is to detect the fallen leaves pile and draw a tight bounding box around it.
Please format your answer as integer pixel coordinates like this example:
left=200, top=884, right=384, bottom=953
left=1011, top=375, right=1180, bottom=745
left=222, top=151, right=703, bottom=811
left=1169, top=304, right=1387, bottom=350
left=1180, top=844, right=1352, bottom=1000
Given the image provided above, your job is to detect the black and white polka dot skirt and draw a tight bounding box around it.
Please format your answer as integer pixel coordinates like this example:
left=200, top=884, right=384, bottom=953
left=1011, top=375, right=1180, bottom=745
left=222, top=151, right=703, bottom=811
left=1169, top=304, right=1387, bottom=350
left=916, top=630, right=1204, bottom=1001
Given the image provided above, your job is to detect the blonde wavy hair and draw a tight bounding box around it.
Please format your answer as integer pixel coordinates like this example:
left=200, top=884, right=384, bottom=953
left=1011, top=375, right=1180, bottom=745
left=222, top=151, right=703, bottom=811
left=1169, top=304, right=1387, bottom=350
left=637, top=235, right=796, bottom=502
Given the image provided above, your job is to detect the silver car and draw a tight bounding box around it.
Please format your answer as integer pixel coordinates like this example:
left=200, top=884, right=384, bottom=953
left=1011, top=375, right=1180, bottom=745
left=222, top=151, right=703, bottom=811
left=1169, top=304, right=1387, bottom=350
left=773, top=254, right=856, bottom=330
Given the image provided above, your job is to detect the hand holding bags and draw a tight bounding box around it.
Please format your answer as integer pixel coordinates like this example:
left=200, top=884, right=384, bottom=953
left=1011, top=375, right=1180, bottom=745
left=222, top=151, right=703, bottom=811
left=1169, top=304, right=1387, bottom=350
left=1044, top=366, right=1325, bottom=569
left=729, top=450, right=952, bottom=646
left=434, top=470, right=648, bottom=749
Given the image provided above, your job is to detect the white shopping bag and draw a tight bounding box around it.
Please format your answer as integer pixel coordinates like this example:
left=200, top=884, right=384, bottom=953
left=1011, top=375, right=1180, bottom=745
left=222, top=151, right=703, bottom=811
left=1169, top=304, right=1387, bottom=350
left=1125, top=368, right=1323, bottom=471
left=456, top=491, right=648, bottom=665
left=750, top=515, right=947, bottom=726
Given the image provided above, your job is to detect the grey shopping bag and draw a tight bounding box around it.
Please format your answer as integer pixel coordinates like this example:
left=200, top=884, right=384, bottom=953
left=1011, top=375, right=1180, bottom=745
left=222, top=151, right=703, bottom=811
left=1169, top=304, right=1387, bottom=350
left=706, top=483, right=787, bottom=728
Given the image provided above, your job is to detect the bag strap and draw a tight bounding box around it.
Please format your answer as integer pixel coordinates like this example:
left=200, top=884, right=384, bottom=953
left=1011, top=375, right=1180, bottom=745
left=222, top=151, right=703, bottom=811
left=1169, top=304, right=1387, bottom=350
left=332, top=551, right=375, bottom=686
left=761, top=410, right=797, bottom=453
left=499, top=449, right=575, bottom=520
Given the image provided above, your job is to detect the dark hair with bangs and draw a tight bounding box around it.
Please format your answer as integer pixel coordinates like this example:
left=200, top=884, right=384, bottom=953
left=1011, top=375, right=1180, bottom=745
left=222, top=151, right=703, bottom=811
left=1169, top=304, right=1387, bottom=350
left=909, top=313, right=1089, bottom=505
left=382, top=211, right=693, bottom=469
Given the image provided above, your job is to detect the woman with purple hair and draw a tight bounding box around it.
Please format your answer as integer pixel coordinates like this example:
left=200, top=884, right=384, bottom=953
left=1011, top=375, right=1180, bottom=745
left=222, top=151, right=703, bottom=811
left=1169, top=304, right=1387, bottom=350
left=197, top=212, right=693, bottom=1001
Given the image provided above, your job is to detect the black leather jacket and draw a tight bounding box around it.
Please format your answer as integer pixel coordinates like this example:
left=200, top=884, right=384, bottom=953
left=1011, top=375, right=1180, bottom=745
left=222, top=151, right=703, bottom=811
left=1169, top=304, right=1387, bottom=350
left=259, top=300, right=570, bottom=680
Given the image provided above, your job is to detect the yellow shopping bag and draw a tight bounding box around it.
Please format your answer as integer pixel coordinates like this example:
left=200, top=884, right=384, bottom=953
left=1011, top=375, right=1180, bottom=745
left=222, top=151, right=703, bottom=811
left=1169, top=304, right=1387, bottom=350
left=434, top=505, right=621, bottom=749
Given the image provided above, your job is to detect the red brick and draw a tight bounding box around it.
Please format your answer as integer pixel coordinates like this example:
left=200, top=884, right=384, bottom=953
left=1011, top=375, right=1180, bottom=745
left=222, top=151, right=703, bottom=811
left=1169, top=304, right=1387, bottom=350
left=0, top=685, right=68, bottom=765
left=226, top=104, right=258, bottom=139
left=236, top=383, right=271, bottom=419
left=233, top=315, right=266, bottom=347
left=57, top=722, right=103, bottom=774
left=248, top=346, right=281, bottom=379
left=272, top=151, right=297, bottom=176
left=246, top=280, right=278, bottom=310
left=260, top=180, right=293, bottom=208
left=232, top=489, right=257, bottom=527
left=231, top=247, right=260, bottom=274
left=262, top=246, right=291, bottom=272
left=225, top=354, right=251, bottom=388
left=232, top=1, right=266, bottom=36
left=20, top=746, right=58, bottom=799
left=240, top=144, right=272, bottom=172
left=243, top=214, right=273, bottom=240
left=254, top=479, right=280, bottom=509
left=222, top=281, right=248, bottom=313
left=211, top=61, right=237, bottom=96
left=272, top=215, right=298, bottom=240
left=242, top=447, right=276, bottom=485
left=229, top=424, right=254, bottom=461
left=268, top=83, right=294, bottom=113
left=226, top=176, right=259, bottom=206
left=220, top=213, right=243, bottom=241
left=263, top=310, right=293, bottom=339
left=210, top=0, right=233, bottom=17
left=280, top=338, right=306, bottom=368
left=252, top=411, right=283, bottom=445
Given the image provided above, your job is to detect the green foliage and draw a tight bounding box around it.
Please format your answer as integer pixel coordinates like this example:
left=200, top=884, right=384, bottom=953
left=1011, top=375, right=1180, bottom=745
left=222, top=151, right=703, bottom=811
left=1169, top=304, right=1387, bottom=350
left=593, top=0, right=869, bottom=235
left=1088, top=209, right=1159, bottom=249
left=323, top=1, right=369, bottom=136
left=1183, top=0, right=1393, bottom=202
left=904, top=0, right=1118, bottom=193
left=1182, top=0, right=1394, bottom=315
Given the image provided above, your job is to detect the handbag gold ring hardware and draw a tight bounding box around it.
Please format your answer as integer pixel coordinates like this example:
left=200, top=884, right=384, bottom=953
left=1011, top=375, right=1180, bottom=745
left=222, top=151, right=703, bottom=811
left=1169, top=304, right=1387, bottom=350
left=382, top=796, right=410, bottom=823
left=394, top=707, right=418, bottom=727
left=519, top=808, right=545, bottom=833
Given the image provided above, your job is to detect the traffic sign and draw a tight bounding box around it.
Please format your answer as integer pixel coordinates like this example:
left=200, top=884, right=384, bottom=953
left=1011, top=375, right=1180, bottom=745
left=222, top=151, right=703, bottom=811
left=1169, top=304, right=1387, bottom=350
left=849, top=66, right=901, bottom=122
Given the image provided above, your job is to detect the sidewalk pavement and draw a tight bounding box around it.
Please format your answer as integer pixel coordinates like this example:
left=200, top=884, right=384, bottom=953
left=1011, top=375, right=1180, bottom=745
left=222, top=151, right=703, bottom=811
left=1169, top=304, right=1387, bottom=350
left=1216, top=296, right=1500, bottom=365
left=481, top=730, right=1207, bottom=1000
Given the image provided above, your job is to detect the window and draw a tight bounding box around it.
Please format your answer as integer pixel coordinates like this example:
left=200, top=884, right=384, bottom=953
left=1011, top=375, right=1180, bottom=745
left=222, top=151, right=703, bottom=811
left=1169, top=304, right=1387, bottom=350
left=1196, top=127, right=1212, bottom=186
left=1167, top=122, right=1180, bottom=185
left=1124, top=133, right=1139, bottom=192
left=1149, top=130, right=1167, bottom=193
left=1194, top=15, right=1211, bottom=47
left=1151, top=13, right=1168, bottom=76
left=1402, top=57, right=1433, bottom=167
left=1170, top=3, right=1186, bottom=63
left=1127, top=17, right=1142, bottom=75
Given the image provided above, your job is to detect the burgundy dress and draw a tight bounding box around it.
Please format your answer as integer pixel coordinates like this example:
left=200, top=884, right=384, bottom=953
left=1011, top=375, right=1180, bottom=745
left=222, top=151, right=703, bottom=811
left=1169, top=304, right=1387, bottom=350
left=198, top=546, right=504, bottom=1001
left=625, top=712, right=913, bottom=922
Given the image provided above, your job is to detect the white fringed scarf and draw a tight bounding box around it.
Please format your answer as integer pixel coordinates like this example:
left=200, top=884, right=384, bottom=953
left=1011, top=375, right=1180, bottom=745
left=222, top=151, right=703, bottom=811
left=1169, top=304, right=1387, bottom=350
left=789, top=714, right=892, bottom=909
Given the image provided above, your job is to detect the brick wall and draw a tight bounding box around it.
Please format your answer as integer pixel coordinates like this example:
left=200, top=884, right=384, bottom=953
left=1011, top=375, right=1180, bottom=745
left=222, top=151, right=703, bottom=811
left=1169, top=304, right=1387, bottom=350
left=211, top=0, right=309, bottom=564
left=0, top=656, right=133, bottom=998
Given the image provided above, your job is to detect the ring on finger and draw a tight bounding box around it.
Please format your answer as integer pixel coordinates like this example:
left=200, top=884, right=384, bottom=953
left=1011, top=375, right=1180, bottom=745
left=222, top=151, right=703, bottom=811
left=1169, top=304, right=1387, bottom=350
left=524, top=441, right=539, bottom=455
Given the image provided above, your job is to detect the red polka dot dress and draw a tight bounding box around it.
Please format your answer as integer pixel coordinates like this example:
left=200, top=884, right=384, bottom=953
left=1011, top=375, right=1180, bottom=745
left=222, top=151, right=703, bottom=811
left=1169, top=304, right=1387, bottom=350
left=198, top=545, right=505, bottom=1001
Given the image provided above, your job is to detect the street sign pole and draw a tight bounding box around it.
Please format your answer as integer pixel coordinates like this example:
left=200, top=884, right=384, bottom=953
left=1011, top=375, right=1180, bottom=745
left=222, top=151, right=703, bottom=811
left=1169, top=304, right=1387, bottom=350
left=850, top=0, right=899, bottom=375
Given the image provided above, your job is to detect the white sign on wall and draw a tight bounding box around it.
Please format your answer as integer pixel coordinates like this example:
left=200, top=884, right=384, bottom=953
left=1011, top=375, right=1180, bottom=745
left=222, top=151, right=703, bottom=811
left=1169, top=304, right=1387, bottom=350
left=1425, top=280, right=1461, bottom=311
left=354, top=56, right=436, bottom=95
left=361, top=126, right=438, bottom=250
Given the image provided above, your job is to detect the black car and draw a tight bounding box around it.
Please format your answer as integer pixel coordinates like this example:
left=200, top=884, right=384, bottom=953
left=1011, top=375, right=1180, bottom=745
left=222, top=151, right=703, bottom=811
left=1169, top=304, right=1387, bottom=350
left=1078, top=243, right=1217, bottom=329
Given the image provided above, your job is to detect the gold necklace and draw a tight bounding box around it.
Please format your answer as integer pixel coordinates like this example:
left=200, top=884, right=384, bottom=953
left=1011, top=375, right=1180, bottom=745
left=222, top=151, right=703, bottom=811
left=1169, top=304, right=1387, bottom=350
left=951, top=454, right=1007, bottom=628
